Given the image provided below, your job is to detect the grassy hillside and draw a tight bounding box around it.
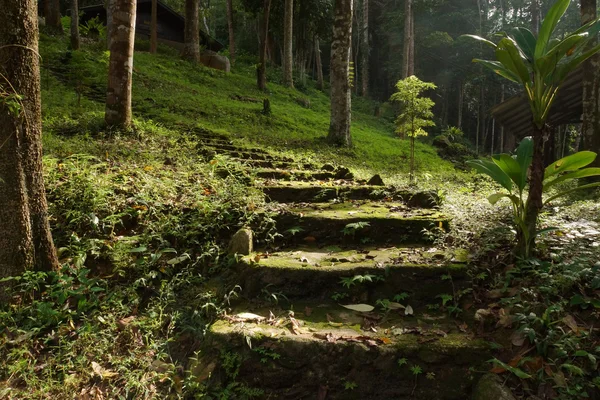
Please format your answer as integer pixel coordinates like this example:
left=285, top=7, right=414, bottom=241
left=39, top=34, right=454, bottom=181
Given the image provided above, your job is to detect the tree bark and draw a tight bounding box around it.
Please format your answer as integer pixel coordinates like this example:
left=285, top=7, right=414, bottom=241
left=315, top=36, right=324, bottom=90
left=105, top=0, right=136, bottom=128
left=327, top=0, right=353, bottom=146
left=402, top=0, right=413, bottom=78
left=0, top=0, right=59, bottom=292
left=360, top=0, right=369, bottom=96
left=226, top=0, right=235, bottom=64
left=581, top=0, right=600, bottom=167
left=182, top=0, right=200, bottom=63
left=45, top=0, right=63, bottom=33
left=106, top=0, right=113, bottom=48
left=70, top=0, right=80, bottom=50
left=283, top=0, right=294, bottom=88
left=150, top=0, right=158, bottom=53
left=257, top=0, right=272, bottom=91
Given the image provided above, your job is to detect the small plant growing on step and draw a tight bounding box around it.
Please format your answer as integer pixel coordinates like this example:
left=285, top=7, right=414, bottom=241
left=389, top=76, right=436, bottom=183
left=343, top=379, right=358, bottom=390
left=342, top=221, right=371, bottom=237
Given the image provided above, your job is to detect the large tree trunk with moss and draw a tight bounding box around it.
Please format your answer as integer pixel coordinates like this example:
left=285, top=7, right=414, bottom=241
left=105, top=0, right=136, bottom=128
left=327, top=0, right=353, bottom=146
left=315, top=36, right=324, bottom=90
left=518, top=126, right=545, bottom=257
left=283, top=0, right=294, bottom=88
left=45, top=0, right=63, bottom=33
left=360, top=0, right=369, bottom=96
left=150, top=0, right=158, bottom=53
left=182, top=0, right=200, bottom=63
left=530, top=0, right=540, bottom=35
left=257, top=0, right=272, bottom=91
left=70, top=0, right=80, bottom=50
left=581, top=0, right=600, bottom=167
left=0, top=0, right=60, bottom=296
left=226, top=0, right=235, bottom=64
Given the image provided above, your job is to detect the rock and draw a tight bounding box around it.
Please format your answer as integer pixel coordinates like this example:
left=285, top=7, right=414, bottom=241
left=321, top=164, right=335, bottom=172
left=473, top=374, right=516, bottom=400
left=367, top=174, right=385, bottom=186
left=295, top=97, right=311, bottom=108
left=334, top=166, right=353, bottom=180
left=229, top=228, right=253, bottom=255
left=199, top=50, right=231, bottom=72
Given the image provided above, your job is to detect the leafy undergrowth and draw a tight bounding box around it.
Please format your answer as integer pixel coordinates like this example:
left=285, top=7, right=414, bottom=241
left=439, top=180, right=600, bottom=398
left=39, top=32, right=454, bottom=181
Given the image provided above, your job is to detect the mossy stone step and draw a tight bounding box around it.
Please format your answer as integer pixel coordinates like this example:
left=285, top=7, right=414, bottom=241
left=235, top=246, right=466, bottom=302
left=274, top=202, right=448, bottom=245
left=226, top=151, right=294, bottom=162
left=204, top=305, right=489, bottom=400
left=233, top=158, right=318, bottom=170
left=261, top=183, right=440, bottom=207
left=254, top=169, right=336, bottom=181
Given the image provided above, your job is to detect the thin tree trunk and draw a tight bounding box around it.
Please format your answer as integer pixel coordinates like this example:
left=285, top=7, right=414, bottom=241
left=581, top=0, right=600, bottom=167
left=226, top=0, right=235, bottom=64
left=490, top=118, right=495, bottom=155
left=150, top=0, right=158, bottom=53
left=327, top=0, right=353, bottom=146
left=70, top=0, right=80, bottom=49
left=106, top=0, right=112, bottom=48
left=0, top=0, right=59, bottom=291
left=45, top=0, right=64, bottom=32
left=402, top=0, right=413, bottom=78
left=182, top=0, right=200, bottom=63
left=457, top=81, right=463, bottom=129
left=315, top=36, right=324, bottom=90
left=408, top=3, right=414, bottom=76
left=531, top=0, right=540, bottom=35
left=499, top=84, right=505, bottom=152
left=283, top=0, right=294, bottom=87
left=360, top=0, right=369, bottom=96
left=257, top=0, right=272, bottom=91
left=105, top=0, right=136, bottom=128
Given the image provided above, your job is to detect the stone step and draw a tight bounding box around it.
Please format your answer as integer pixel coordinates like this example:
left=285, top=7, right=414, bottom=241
left=254, top=169, right=337, bottom=181
left=203, top=302, right=488, bottom=400
left=232, top=158, right=318, bottom=170
left=234, top=245, right=467, bottom=302
left=261, top=182, right=440, bottom=207
left=273, top=202, right=448, bottom=245
left=200, top=142, right=271, bottom=154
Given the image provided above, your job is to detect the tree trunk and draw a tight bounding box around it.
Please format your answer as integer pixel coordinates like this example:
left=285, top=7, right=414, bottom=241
left=500, top=84, right=505, bottom=151
left=70, top=0, right=80, bottom=49
left=315, top=36, right=324, bottom=90
left=182, top=0, right=200, bottom=63
left=402, top=0, right=413, bottom=78
left=226, top=0, right=235, bottom=64
left=45, top=0, right=63, bottom=32
left=457, top=81, right=463, bottom=129
left=530, top=0, right=540, bottom=35
left=106, top=0, right=112, bottom=48
left=327, top=0, right=353, bottom=146
left=105, top=0, right=136, bottom=128
left=0, top=0, right=59, bottom=292
left=360, top=0, right=369, bottom=96
left=283, top=0, right=294, bottom=87
left=518, top=126, right=545, bottom=257
left=257, top=0, right=272, bottom=91
left=581, top=0, right=600, bottom=167
left=150, top=0, right=157, bottom=53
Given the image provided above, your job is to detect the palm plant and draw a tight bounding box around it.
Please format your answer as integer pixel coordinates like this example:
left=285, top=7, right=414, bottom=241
left=468, top=138, right=600, bottom=258
left=464, top=0, right=600, bottom=255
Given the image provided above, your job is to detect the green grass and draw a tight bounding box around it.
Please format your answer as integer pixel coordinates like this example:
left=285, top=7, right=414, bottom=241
left=39, top=33, right=454, bottom=181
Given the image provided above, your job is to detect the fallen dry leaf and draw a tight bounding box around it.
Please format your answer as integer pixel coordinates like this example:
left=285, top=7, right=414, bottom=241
left=91, top=361, right=118, bottom=379
left=562, top=314, right=579, bottom=334
left=511, top=330, right=526, bottom=347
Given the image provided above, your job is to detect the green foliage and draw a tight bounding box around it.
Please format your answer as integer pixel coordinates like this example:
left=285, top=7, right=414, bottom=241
left=390, top=76, right=437, bottom=182
left=79, top=16, right=106, bottom=40
left=467, top=137, right=600, bottom=257
left=465, top=0, right=600, bottom=129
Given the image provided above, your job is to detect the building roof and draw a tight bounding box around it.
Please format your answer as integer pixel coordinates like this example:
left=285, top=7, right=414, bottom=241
left=80, top=0, right=224, bottom=52
left=490, top=68, right=583, bottom=137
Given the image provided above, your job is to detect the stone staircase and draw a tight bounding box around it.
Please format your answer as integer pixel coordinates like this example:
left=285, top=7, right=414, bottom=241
left=194, top=130, right=489, bottom=399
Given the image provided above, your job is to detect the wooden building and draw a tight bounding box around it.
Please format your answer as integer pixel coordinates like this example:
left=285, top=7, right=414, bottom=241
left=80, top=0, right=224, bottom=52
